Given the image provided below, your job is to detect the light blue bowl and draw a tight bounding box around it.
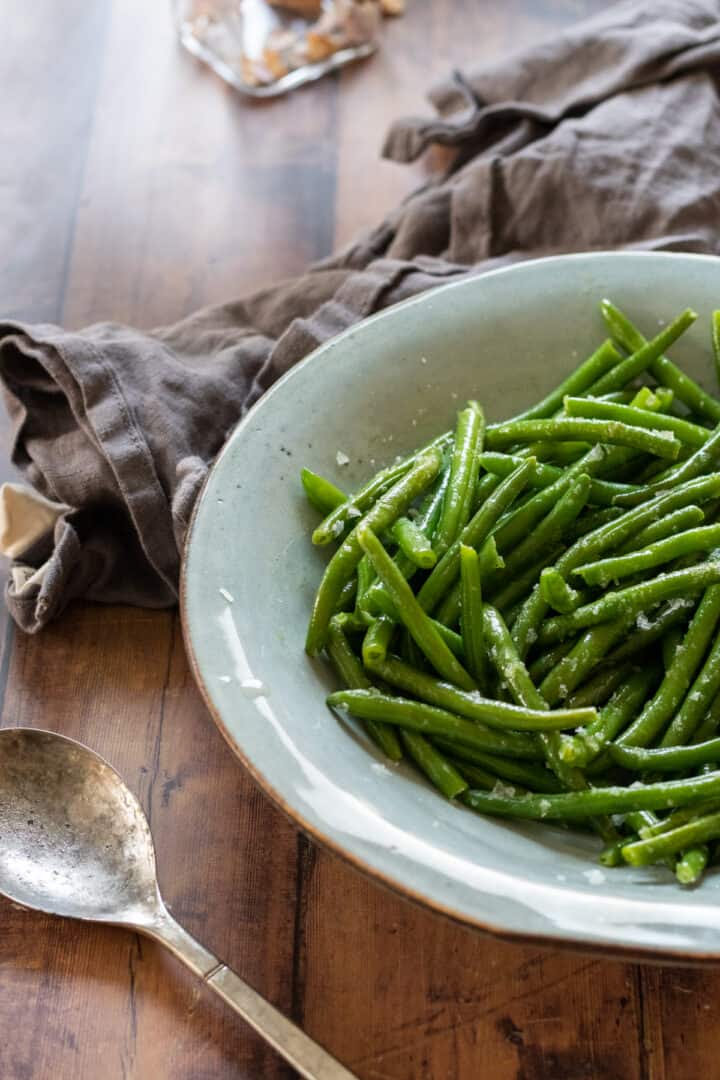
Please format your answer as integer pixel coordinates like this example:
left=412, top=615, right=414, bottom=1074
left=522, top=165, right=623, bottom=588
left=183, top=252, right=720, bottom=961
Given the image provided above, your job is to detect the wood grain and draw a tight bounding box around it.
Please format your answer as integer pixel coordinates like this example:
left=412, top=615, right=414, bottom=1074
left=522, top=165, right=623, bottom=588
left=0, top=1, right=711, bottom=1078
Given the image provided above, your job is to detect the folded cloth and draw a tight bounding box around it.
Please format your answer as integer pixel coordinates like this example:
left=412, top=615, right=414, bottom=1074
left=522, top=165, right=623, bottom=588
left=2, top=0, right=720, bottom=632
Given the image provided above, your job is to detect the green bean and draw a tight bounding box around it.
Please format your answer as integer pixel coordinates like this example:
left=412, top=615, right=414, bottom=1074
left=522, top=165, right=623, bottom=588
left=462, top=770, right=720, bottom=821
left=525, top=440, right=590, bottom=465
left=662, top=626, right=685, bottom=671
left=306, top=448, right=442, bottom=654
left=597, top=391, right=637, bottom=403
left=490, top=547, right=564, bottom=613
left=539, top=617, right=632, bottom=706
left=540, top=568, right=584, bottom=614
left=326, top=617, right=402, bottom=761
left=629, top=385, right=665, bottom=411
left=472, top=630, right=572, bottom=791
left=638, top=799, right=720, bottom=839
left=332, top=609, right=372, bottom=633
left=600, top=836, right=636, bottom=867
left=713, top=311, right=720, bottom=390
left=416, top=459, right=535, bottom=616
left=357, top=524, right=476, bottom=690
left=625, top=812, right=672, bottom=851
left=654, top=387, right=677, bottom=411
left=557, top=666, right=661, bottom=767
left=587, top=305, right=698, bottom=397
left=430, top=619, right=464, bottom=658
left=563, top=397, right=710, bottom=449
left=660, top=626, right=720, bottom=747
left=565, top=662, right=634, bottom=709
left=335, top=577, right=357, bottom=613
left=482, top=605, right=548, bottom=711
left=400, top=731, right=468, bottom=799
left=434, top=402, right=485, bottom=555
left=479, top=452, right=632, bottom=506
left=499, top=475, right=591, bottom=583
left=528, top=640, right=576, bottom=684
left=676, top=845, right=709, bottom=885
left=459, top=545, right=490, bottom=691
left=391, top=516, right=436, bottom=569
left=435, top=740, right=562, bottom=793
left=328, top=689, right=553, bottom=755
left=564, top=507, right=625, bottom=541
left=692, top=690, right=720, bottom=745
left=538, top=561, right=720, bottom=648
left=616, top=586, right=720, bottom=747
left=512, top=472, right=720, bottom=657
left=355, top=555, right=375, bottom=613
left=614, top=423, right=720, bottom=507
left=601, top=299, right=720, bottom=422
left=574, top=525, right=720, bottom=588
left=360, top=470, right=450, bottom=617
left=605, top=598, right=695, bottom=664
left=693, top=718, right=720, bottom=747
left=435, top=538, right=506, bottom=628
left=452, top=760, right=517, bottom=791
left=610, top=737, right=720, bottom=773
left=616, top=505, right=705, bottom=554
left=301, top=468, right=347, bottom=514
left=492, top=451, right=624, bottom=557
left=621, top=811, right=720, bottom=866
left=327, top=617, right=371, bottom=689
left=507, top=339, right=622, bottom=422
left=474, top=470, right=501, bottom=509
left=478, top=605, right=593, bottom=797
left=360, top=657, right=596, bottom=732
left=485, top=418, right=681, bottom=460
left=361, top=615, right=396, bottom=666
left=312, top=433, right=451, bottom=546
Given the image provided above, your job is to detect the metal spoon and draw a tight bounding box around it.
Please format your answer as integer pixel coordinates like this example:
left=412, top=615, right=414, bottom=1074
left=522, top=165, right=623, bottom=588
left=0, top=727, right=356, bottom=1080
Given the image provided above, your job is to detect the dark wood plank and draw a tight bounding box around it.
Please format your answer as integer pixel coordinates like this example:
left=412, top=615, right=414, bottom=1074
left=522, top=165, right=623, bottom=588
left=62, top=0, right=339, bottom=327
left=303, top=854, right=643, bottom=1080
left=0, top=0, right=112, bottom=324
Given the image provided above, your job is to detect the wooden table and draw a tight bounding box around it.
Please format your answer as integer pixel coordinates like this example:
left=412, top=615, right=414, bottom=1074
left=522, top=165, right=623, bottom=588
left=1, top=2, right=718, bottom=1077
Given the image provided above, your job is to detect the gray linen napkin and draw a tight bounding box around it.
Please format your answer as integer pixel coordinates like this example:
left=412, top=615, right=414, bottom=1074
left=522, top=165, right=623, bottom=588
left=2, top=0, right=720, bottom=632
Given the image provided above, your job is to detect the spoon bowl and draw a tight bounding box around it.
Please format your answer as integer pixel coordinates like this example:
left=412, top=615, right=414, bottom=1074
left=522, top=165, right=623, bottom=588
left=0, top=728, right=159, bottom=922
left=0, top=727, right=355, bottom=1079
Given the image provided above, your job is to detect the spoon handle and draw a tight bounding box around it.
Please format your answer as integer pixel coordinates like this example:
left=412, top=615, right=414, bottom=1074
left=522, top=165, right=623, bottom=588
left=144, top=907, right=357, bottom=1080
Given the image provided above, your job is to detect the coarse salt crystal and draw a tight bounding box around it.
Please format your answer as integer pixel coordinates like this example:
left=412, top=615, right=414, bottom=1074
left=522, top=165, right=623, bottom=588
left=583, top=868, right=606, bottom=885
left=219, top=587, right=234, bottom=603
left=336, top=450, right=350, bottom=466
left=492, top=780, right=516, bottom=798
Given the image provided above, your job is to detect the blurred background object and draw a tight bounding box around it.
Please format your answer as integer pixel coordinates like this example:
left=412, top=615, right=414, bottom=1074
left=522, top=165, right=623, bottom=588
left=173, top=0, right=404, bottom=96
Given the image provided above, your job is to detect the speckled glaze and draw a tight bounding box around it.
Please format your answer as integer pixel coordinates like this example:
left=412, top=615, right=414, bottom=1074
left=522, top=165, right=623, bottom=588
left=182, top=252, right=720, bottom=962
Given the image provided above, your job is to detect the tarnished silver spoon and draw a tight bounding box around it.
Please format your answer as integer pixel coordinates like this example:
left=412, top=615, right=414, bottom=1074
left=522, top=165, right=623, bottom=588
left=0, top=727, right=356, bottom=1080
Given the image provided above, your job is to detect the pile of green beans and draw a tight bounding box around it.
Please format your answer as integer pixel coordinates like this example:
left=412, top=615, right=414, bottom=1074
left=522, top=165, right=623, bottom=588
left=302, top=299, right=720, bottom=887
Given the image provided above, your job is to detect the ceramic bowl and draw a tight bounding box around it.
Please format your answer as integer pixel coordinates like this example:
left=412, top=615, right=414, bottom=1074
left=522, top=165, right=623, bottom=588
left=182, top=251, right=720, bottom=961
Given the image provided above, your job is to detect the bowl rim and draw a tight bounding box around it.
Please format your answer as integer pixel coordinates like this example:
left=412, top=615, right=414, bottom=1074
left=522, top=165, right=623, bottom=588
left=181, top=249, right=720, bottom=964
